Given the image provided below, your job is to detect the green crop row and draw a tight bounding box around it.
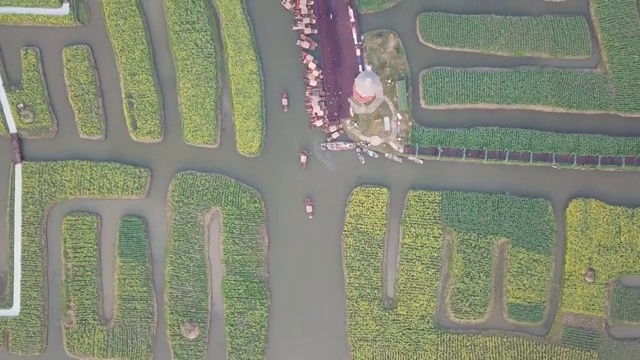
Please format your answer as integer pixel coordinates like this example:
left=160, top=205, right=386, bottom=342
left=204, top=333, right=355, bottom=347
left=0, top=0, right=87, bottom=26
left=419, top=0, right=640, bottom=114
left=417, top=13, right=591, bottom=59
left=62, top=45, right=105, bottom=140
left=505, top=246, right=550, bottom=324
left=165, top=0, right=221, bottom=147
left=0, top=161, right=150, bottom=355
left=214, top=0, right=264, bottom=156
left=165, top=172, right=268, bottom=360
left=420, top=67, right=613, bottom=112
left=344, top=188, right=596, bottom=359
left=410, top=126, right=640, bottom=158
left=355, top=0, right=401, bottom=13
left=101, top=0, right=163, bottom=142
left=562, top=199, right=640, bottom=319
left=0, top=47, right=56, bottom=138
left=61, top=214, right=155, bottom=359
left=610, top=282, right=640, bottom=324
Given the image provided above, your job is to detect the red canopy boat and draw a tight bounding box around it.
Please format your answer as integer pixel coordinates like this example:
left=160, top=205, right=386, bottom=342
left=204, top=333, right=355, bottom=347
left=300, top=150, right=308, bottom=168
left=305, top=197, right=314, bottom=219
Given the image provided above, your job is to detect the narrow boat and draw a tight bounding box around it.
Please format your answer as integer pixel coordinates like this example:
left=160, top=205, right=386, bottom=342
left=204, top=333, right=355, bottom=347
left=356, top=147, right=366, bottom=164
left=300, top=150, right=308, bottom=168
left=365, top=149, right=379, bottom=159
left=407, top=156, right=424, bottom=165
left=281, top=92, right=288, bottom=112
left=320, top=142, right=356, bottom=151
left=385, top=153, right=403, bottom=163
left=305, top=197, right=314, bottom=219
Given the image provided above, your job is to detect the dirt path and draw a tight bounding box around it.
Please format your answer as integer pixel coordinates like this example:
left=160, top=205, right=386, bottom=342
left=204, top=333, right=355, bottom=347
left=205, top=211, right=228, bottom=360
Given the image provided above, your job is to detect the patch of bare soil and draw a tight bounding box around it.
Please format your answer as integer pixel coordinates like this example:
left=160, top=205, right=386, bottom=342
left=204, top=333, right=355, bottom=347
left=181, top=322, right=201, bottom=340
left=563, top=313, right=601, bottom=331
left=584, top=267, right=596, bottom=284
left=64, top=308, right=76, bottom=329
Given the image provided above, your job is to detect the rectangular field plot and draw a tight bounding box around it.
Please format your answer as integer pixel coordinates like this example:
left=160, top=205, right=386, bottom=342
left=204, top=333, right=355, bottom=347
left=418, top=13, right=592, bottom=59
left=419, top=0, right=640, bottom=115
left=0, top=0, right=82, bottom=26
left=0, top=161, right=150, bottom=355
left=63, top=45, right=105, bottom=140
left=0, top=47, right=56, bottom=138
left=343, top=187, right=600, bottom=359
left=420, top=67, right=613, bottom=112
left=562, top=199, right=640, bottom=319
left=165, top=0, right=221, bottom=147
left=610, top=282, right=640, bottom=325
left=101, top=0, right=163, bottom=142
left=61, top=214, right=155, bottom=360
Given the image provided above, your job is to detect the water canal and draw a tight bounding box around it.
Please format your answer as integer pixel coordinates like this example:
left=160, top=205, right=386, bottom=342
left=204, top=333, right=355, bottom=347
left=1, top=0, right=640, bottom=359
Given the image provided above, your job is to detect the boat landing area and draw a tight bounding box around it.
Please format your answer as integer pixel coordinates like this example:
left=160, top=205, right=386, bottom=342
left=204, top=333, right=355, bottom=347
left=315, top=0, right=359, bottom=122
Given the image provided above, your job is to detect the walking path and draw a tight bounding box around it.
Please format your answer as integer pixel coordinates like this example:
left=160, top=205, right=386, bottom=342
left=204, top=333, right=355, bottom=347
left=0, top=73, right=22, bottom=317
left=0, top=0, right=69, bottom=15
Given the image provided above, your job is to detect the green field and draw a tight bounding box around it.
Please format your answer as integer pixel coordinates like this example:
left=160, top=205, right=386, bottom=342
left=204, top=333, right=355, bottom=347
left=355, top=0, right=401, bottom=13
left=63, top=45, right=105, bottom=140
left=61, top=214, right=155, bottom=359
left=610, top=282, right=640, bottom=325
left=344, top=188, right=593, bottom=359
left=0, top=161, right=150, bottom=355
left=443, top=192, right=555, bottom=324
left=417, top=13, right=591, bottom=58
left=165, top=172, right=269, bottom=360
left=101, top=0, right=163, bottom=142
left=419, top=0, right=640, bottom=114
left=165, top=0, right=221, bottom=147
left=0, top=48, right=56, bottom=138
left=214, top=0, right=264, bottom=156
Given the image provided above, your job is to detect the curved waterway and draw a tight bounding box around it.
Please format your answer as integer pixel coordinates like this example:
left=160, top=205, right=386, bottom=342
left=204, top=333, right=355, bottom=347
left=1, top=0, right=640, bottom=359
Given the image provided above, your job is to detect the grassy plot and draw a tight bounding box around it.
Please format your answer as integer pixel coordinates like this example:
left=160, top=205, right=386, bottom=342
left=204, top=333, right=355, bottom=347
left=166, top=172, right=268, bottom=360
left=345, top=188, right=594, bottom=359
left=420, top=67, right=613, bottom=112
left=214, top=0, right=264, bottom=156
left=0, top=47, right=56, bottom=138
left=443, top=192, right=555, bottom=325
left=61, top=214, right=155, bottom=360
left=419, top=0, right=640, bottom=114
left=0, top=161, right=150, bottom=355
left=609, top=282, right=640, bottom=325
left=101, top=0, right=163, bottom=142
left=355, top=0, right=402, bottom=13
left=562, top=199, right=640, bottom=318
left=417, top=13, right=592, bottom=59
left=0, top=0, right=87, bottom=26
left=410, top=126, right=640, bottom=159
left=165, top=0, right=220, bottom=147
left=63, top=45, right=105, bottom=140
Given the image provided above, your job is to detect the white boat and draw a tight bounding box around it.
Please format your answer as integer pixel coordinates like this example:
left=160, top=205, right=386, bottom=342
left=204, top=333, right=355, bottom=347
left=365, top=149, right=379, bottom=159
left=320, top=142, right=356, bottom=151
left=356, top=147, right=365, bottom=164
left=407, top=156, right=424, bottom=165
left=385, top=153, right=403, bottom=163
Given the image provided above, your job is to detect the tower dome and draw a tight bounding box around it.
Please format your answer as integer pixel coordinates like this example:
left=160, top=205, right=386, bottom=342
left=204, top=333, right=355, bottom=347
left=353, top=64, right=382, bottom=104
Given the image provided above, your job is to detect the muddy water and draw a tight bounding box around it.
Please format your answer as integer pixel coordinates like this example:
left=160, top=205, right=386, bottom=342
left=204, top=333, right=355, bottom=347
left=0, top=0, right=640, bottom=359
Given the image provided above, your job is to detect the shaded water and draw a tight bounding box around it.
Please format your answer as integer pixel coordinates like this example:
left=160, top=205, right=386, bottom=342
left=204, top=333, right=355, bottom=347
left=0, top=0, right=639, bottom=359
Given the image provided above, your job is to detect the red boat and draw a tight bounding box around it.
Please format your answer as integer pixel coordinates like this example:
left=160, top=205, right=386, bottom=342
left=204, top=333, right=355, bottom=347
left=305, top=198, right=314, bottom=219
left=281, top=92, right=288, bottom=112
left=300, top=150, right=308, bottom=168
